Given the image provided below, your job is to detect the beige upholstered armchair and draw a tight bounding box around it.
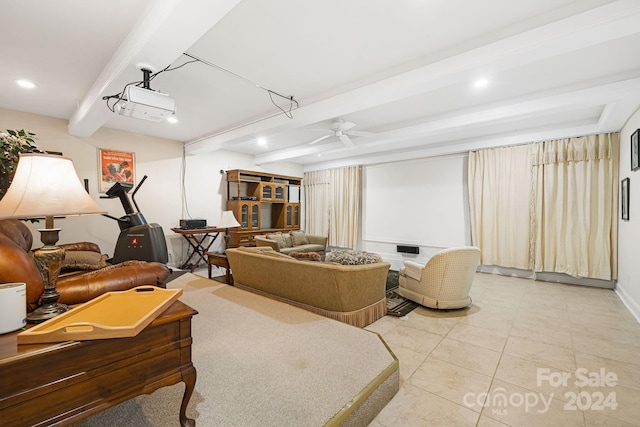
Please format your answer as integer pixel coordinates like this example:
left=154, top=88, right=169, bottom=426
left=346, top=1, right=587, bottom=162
left=398, top=246, right=480, bottom=309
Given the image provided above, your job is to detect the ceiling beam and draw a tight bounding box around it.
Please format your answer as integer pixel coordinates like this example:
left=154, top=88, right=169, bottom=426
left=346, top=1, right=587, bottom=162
left=68, top=0, right=241, bottom=137
left=296, top=78, right=640, bottom=170
left=257, top=77, right=640, bottom=165
left=185, top=0, right=640, bottom=156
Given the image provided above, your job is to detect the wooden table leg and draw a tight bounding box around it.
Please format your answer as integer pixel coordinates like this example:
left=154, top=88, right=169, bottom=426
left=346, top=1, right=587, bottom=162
left=180, top=365, right=197, bottom=427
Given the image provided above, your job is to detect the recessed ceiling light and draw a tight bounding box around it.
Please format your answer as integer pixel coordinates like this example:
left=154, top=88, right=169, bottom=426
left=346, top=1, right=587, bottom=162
left=474, top=79, right=489, bottom=88
left=257, top=137, right=267, bottom=146
left=167, top=116, right=178, bottom=124
left=15, top=79, right=37, bottom=89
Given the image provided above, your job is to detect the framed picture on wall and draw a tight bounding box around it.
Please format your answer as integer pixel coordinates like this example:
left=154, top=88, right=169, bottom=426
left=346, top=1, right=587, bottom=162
left=632, top=129, right=640, bottom=171
left=622, top=177, right=630, bottom=221
left=98, top=149, right=135, bottom=193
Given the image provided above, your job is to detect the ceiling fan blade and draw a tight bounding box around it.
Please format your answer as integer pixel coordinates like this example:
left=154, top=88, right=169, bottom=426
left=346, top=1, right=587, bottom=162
left=339, top=134, right=354, bottom=147
left=308, top=134, right=333, bottom=145
left=348, top=130, right=376, bottom=137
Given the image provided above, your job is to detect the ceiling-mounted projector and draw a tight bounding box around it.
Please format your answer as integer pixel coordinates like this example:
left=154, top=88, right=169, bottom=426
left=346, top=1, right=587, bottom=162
left=117, top=86, right=175, bottom=121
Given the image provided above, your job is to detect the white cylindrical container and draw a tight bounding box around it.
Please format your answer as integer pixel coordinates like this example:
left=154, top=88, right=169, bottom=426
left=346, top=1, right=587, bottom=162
left=0, top=282, right=27, bottom=334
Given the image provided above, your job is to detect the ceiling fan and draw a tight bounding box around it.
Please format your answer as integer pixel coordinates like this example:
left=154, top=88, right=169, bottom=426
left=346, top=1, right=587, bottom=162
left=307, top=119, right=376, bottom=147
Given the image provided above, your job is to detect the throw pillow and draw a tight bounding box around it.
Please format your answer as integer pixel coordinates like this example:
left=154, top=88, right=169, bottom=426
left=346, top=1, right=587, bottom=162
left=62, top=250, right=109, bottom=271
left=266, top=232, right=286, bottom=250
left=282, top=233, right=293, bottom=248
left=324, top=250, right=382, bottom=265
left=290, top=230, right=309, bottom=246
left=289, top=251, right=321, bottom=262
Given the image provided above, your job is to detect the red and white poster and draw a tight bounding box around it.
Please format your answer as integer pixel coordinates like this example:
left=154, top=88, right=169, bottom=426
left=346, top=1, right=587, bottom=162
left=98, top=149, right=135, bottom=192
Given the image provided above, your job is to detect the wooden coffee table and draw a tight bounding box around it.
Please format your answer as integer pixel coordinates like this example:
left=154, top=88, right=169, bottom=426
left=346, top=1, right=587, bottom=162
left=0, top=300, right=198, bottom=427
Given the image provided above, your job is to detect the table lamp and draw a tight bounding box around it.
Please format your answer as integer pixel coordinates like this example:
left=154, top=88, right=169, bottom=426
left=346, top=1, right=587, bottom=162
left=218, top=210, right=240, bottom=251
left=0, top=154, right=106, bottom=322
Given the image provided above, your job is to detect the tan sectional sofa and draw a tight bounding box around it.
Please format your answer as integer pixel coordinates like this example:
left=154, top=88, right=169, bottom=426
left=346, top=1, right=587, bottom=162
left=225, top=247, right=390, bottom=327
left=254, top=230, right=327, bottom=255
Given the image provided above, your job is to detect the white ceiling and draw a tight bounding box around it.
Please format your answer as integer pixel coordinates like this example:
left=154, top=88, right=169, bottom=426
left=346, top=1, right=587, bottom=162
left=2, top=0, right=640, bottom=171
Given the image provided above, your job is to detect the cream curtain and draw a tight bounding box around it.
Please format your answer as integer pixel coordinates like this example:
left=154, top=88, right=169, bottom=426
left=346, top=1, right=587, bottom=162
left=532, top=133, right=618, bottom=280
left=304, top=166, right=360, bottom=249
left=468, top=144, right=538, bottom=270
left=329, top=166, right=360, bottom=249
left=303, top=170, right=330, bottom=237
left=468, top=133, right=619, bottom=280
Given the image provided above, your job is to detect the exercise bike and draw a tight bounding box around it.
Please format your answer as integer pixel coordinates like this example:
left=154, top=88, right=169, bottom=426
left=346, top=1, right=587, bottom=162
left=101, top=175, right=168, bottom=264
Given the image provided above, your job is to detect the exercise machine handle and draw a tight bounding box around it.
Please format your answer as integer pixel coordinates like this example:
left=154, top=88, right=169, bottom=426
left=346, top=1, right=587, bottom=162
left=102, top=213, right=130, bottom=225
left=131, top=175, right=148, bottom=213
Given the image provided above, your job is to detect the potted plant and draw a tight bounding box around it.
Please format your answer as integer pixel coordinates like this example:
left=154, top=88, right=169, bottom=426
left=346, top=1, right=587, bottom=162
left=0, top=129, right=44, bottom=200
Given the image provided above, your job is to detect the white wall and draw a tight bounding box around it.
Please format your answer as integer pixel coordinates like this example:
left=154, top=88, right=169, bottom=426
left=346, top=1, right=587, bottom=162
left=361, top=154, right=471, bottom=270
left=1, top=108, right=184, bottom=261
left=616, top=107, right=640, bottom=321
left=0, top=109, right=303, bottom=267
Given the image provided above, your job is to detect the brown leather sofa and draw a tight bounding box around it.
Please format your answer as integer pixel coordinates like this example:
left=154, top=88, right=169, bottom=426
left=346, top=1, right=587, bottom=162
left=0, top=219, right=170, bottom=312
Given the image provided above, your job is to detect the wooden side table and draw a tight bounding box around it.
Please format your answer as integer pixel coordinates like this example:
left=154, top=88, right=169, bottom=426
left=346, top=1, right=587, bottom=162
left=207, top=252, right=232, bottom=284
left=0, top=301, right=197, bottom=427
left=171, top=227, right=224, bottom=272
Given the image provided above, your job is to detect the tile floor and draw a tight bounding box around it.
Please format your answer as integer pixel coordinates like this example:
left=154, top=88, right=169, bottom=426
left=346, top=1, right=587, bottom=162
left=195, top=265, right=640, bottom=426
left=364, top=272, right=640, bottom=427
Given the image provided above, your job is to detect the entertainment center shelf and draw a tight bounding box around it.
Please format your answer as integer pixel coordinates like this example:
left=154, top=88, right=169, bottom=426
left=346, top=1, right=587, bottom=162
left=226, top=169, right=302, bottom=247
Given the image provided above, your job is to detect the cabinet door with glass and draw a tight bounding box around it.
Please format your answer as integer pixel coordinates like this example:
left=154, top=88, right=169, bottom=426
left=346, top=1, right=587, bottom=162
left=293, top=204, right=300, bottom=227
left=228, top=201, right=261, bottom=230
left=250, top=202, right=261, bottom=229
left=278, top=203, right=300, bottom=228
left=272, top=184, right=286, bottom=202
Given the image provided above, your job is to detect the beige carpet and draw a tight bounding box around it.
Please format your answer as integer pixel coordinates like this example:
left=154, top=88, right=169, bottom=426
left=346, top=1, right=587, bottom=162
left=72, top=273, right=398, bottom=426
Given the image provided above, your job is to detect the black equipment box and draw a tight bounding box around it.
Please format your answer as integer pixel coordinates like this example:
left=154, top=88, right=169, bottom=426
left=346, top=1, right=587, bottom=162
left=397, top=245, right=419, bottom=254
left=180, top=219, right=207, bottom=230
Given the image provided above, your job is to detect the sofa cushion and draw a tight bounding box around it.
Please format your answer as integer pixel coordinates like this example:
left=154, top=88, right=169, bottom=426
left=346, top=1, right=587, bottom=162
left=266, top=232, right=286, bottom=249
left=290, top=230, right=309, bottom=246
left=62, top=250, right=109, bottom=271
left=282, top=233, right=293, bottom=248
left=281, top=244, right=325, bottom=254
left=325, top=250, right=382, bottom=265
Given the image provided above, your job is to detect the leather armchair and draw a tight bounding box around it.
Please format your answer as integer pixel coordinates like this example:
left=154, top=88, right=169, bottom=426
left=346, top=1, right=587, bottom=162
left=398, top=246, right=480, bottom=309
left=0, top=219, right=170, bottom=312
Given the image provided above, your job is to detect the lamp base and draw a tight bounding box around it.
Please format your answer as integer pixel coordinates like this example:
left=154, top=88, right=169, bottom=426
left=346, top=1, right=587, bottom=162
left=29, top=226, right=67, bottom=324
left=224, top=231, right=230, bottom=251
left=27, top=303, right=69, bottom=324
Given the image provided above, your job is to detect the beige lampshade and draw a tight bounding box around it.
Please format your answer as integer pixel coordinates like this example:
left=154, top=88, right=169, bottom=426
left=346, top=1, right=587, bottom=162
left=0, top=153, right=106, bottom=219
left=218, top=210, right=240, bottom=228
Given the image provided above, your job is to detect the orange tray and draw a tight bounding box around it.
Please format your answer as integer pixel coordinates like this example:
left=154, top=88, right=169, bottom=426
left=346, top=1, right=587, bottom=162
left=17, top=286, right=182, bottom=344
